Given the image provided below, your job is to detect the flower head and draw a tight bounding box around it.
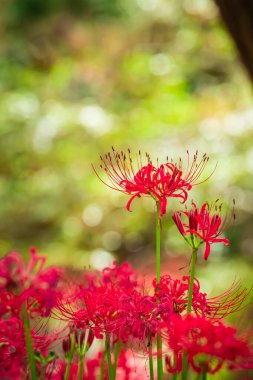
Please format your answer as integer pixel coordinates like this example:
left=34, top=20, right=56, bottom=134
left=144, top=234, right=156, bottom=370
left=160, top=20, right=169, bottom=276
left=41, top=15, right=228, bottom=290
left=0, top=248, right=62, bottom=317
left=95, top=148, right=209, bottom=216
left=172, top=200, right=234, bottom=259
left=0, top=318, right=25, bottom=377
left=165, top=314, right=253, bottom=374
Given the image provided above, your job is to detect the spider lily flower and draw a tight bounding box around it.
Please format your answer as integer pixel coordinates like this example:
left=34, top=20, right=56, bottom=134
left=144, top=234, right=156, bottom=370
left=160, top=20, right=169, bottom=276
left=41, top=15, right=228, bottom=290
left=0, top=248, right=62, bottom=317
left=153, top=275, right=250, bottom=320
left=152, top=275, right=210, bottom=316
left=172, top=200, right=235, bottom=260
left=95, top=148, right=210, bottom=216
left=165, top=314, right=253, bottom=375
left=0, top=318, right=25, bottom=377
left=54, top=262, right=138, bottom=339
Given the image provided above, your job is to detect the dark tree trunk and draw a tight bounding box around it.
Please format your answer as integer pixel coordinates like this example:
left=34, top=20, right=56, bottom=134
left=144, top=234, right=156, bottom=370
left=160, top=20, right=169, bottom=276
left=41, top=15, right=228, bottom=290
left=215, top=0, right=253, bottom=83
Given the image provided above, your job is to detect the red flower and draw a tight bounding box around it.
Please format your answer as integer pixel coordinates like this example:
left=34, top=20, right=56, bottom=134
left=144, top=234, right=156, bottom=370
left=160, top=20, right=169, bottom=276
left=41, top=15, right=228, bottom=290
left=153, top=275, right=210, bottom=316
left=172, top=201, right=234, bottom=259
left=0, top=318, right=25, bottom=378
left=55, top=262, right=138, bottom=339
left=0, top=248, right=62, bottom=317
left=95, top=148, right=209, bottom=216
left=165, top=314, right=253, bottom=374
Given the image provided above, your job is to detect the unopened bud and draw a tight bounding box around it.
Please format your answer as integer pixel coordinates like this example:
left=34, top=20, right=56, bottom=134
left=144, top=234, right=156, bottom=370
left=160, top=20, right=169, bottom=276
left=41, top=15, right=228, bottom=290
left=62, top=336, right=71, bottom=356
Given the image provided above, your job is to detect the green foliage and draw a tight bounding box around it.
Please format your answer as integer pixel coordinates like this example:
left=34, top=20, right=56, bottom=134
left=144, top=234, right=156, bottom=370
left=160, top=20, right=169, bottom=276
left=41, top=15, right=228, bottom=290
left=5, top=0, right=125, bottom=25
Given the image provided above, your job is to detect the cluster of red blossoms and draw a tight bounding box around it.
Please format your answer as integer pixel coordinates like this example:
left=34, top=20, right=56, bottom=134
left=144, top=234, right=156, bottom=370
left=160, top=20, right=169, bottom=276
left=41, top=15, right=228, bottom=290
left=0, top=148, right=252, bottom=380
left=0, top=250, right=251, bottom=379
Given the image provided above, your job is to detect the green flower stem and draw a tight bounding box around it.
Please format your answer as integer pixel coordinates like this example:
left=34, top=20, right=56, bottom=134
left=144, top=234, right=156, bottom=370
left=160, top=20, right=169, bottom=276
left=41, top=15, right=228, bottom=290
left=157, top=334, right=163, bottom=379
left=182, top=247, right=199, bottom=380
left=187, top=247, right=198, bottom=314
left=172, top=354, right=178, bottom=380
left=202, top=371, right=207, bottom=380
left=64, top=334, right=75, bottom=380
left=148, top=331, right=154, bottom=380
left=156, top=202, right=161, bottom=283
left=105, top=334, right=114, bottom=380
left=181, top=355, right=188, bottom=380
left=78, top=354, right=84, bottom=380
left=113, top=340, right=121, bottom=379
left=21, top=305, right=38, bottom=380
left=155, top=202, right=163, bottom=380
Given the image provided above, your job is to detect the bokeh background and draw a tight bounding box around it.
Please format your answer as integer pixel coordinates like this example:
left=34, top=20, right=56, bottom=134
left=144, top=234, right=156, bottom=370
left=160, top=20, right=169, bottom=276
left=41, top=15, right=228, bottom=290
left=1, top=1, right=253, bottom=377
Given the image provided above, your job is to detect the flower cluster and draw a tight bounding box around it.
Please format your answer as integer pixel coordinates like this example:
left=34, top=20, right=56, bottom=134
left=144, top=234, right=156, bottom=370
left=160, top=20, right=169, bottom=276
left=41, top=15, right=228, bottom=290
left=0, top=148, right=252, bottom=380
left=0, top=248, right=62, bottom=379
left=0, top=250, right=251, bottom=379
left=166, top=314, right=253, bottom=374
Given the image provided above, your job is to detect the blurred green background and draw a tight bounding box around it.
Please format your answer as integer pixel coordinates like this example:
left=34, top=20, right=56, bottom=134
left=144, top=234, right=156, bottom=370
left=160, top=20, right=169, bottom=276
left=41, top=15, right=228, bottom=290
left=1, top=0, right=253, bottom=377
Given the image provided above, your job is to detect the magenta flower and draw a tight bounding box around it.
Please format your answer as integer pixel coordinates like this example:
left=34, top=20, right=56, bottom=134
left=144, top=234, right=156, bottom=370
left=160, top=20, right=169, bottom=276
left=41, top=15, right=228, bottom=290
left=95, top=148, right=209, bottom=216
left=172, top=201, right=234, bottom=259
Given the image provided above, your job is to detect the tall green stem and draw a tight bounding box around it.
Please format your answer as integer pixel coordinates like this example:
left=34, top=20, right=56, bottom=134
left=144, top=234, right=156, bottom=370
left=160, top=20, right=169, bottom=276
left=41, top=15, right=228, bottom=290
left=187, top=248, right=198, bottom=314
left=22, top=305, right=38, bottom=380
left=113, top=341, right=121, bottom=379
left=156, top=202, right=161, bottom=283
left=182, top=247, right=199, bottom=380
left=155, top=202, right=163, bottom=380
left=148, top=331, right=154, bottom=380
left=64, top=334, right=75, bottom=380
left=105, top=334, right=114, bottom=380
left=187, top=247, right=198, bottom=314
left=78, top=355, right=84, bottom=380
left=202, top=371, right=207, bottom=380
left=181, top=356, right=188, bottom=380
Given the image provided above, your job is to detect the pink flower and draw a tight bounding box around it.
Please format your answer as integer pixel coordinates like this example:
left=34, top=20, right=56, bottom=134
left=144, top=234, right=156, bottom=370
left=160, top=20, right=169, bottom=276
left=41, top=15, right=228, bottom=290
left=95, top=148, right=209, bottom=216
left=172, top=201, right=234, bottom=259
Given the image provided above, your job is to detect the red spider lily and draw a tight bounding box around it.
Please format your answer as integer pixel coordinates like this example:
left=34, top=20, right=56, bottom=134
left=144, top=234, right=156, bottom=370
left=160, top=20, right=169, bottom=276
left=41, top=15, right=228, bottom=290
left=153, top=275, right=250, bottom=320
left=172, top=200, right=234, bottom=259
left=84, top=261, right=137, bottom=292
left=0, top=317, right=25, bottom=378
left=152, top=275, right=210, bottom=316
left=115, top=290, right=164, bottom=345
left=165, top=314, right=253, bottom=374
left=0, top=248, right=62, bottom=317
left=57, top=288, right=158, bottom=345
left=0, top=314, right=63, bottom=378
left=55, top=263, right=176, bottom=347
left=55, top=262, right=138, bottom=339
left=95, top=148, right=209, bottom=216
